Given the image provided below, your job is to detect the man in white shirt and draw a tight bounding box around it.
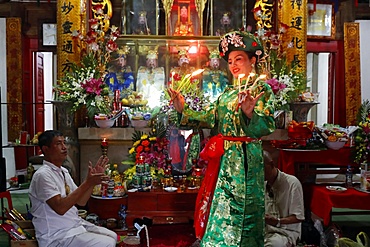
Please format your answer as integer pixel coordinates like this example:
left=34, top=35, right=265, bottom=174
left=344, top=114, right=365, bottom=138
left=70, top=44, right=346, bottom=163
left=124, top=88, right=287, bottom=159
left=264, top=150, right=305, bottom=247
left=29, top=130, right=117, bottom=247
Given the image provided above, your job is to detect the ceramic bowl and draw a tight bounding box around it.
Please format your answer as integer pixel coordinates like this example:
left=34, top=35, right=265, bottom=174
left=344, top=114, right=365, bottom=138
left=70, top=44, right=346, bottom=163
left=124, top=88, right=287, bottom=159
left=131, top=120, right=148, bottom=128
left=325, top=140, right=346, bottom=150
left=95, top=119, right=115, bottom=128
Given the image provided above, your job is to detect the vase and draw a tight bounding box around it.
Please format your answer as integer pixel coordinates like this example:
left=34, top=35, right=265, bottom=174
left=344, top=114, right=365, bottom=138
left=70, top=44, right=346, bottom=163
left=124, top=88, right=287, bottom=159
left=274, top=111, right=285, bottom=129
left=289, top=102, right=319, bottom=123
left=50, top=100, right=80, bottom=182
left=274, top=110, right=293, bottom=129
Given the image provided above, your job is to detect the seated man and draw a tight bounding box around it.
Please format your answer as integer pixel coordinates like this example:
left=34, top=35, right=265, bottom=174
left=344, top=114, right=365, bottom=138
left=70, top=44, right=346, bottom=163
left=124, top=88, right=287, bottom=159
left=264, top=150, right=305, bottom=247
left=29, top=130, right=117, bottom=247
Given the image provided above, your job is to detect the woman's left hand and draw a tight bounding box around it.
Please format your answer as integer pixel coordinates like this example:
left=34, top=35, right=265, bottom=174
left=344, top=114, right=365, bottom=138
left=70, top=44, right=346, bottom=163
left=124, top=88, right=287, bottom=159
left=239, top=89, right=264, bottom=118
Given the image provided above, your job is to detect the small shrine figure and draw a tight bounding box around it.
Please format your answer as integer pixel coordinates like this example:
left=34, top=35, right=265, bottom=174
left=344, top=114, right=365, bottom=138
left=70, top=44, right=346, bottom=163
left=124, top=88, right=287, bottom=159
left=105, top=46, right=134, bottom=92
left=202, top=49, right=229, bottom=102
left=118, top=204, right=128, bottom=230
left=215, top=12, right=234, bottom=36
left=136, top=48, right=165, bottom=107
left=174, top=5, right=194, bottom=36
left=132, top=11, right=151, bottom=35
left=169, top=128, right=186, bottom=174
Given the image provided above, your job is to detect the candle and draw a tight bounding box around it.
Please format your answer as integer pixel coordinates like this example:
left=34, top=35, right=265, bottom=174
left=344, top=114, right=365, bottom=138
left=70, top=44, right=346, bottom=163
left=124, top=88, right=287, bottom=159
left=244, top=72, right=255, bottom=89
left=101, top=138, right=108, bottom=147
left=238, top=74, right=245, bottom=92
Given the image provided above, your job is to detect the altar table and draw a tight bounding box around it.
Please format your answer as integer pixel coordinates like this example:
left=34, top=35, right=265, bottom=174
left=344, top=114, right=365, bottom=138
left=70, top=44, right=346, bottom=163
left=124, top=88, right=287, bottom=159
left=310, top=185, right=370, bottom=226
left=278, top=147, right=355, bottom=175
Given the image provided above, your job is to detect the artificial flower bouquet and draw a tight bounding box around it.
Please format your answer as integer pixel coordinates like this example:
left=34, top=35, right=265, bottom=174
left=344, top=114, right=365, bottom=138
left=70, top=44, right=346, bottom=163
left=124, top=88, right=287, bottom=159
left=54, top=4, right=120, bottom=119
left=123, top=123, right=168, bottom=187
left=159, top=69, right=210, bottom=128
left=252, top=7, right=308, bottom=112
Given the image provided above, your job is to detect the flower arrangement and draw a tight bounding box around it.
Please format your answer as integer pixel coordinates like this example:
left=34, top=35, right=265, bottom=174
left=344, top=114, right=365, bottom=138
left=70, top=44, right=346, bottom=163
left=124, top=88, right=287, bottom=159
left=354, top=100, right=370, bottom=164
left=53, top=4, right=120, bottom=119
left=252, top=7, right=307, bottom=111
left=158, top=69, right=210, bottom=125
left=123, top=123, right=168, bottom=181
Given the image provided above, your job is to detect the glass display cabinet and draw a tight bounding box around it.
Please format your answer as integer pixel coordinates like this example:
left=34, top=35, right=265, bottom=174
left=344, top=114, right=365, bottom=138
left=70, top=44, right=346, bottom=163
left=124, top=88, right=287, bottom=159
left=121, top=0, right=164, bottom=35
left=119, top=0, right=247, bottom=36
left=115, top=36, right=229, bottom=89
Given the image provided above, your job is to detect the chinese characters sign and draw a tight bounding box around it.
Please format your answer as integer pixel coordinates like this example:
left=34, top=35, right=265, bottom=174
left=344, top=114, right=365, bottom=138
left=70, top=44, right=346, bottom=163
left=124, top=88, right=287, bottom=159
left=344, top=22, right=361, bottom=125
left=278, top=0, right=307, bottom=74
left=57, top=0, right=86, bottom=80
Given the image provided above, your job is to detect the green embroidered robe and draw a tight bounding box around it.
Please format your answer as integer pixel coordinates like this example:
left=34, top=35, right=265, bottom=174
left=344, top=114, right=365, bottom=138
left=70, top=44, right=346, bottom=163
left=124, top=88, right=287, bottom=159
left=181, top=81, right=275, bottom=247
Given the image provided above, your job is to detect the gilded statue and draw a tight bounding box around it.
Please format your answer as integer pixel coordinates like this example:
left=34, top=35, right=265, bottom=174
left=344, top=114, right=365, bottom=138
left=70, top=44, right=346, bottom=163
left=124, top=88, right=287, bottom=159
left=174, top=5, right=194, bottom=36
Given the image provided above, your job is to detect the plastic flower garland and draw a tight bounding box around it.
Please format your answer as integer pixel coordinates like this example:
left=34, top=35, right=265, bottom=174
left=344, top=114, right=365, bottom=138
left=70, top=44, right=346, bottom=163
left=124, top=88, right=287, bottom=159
left=354, top=100, right=370, bottom=164
left=54, top=4, right=120, bottom=119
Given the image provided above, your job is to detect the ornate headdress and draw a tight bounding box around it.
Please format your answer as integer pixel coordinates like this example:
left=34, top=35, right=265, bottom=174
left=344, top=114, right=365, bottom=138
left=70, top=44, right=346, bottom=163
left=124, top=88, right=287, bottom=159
left=139, top=11, right=147, bottom=17
left=222, top=12, right=231, bottom=18
left=209, top=49, right=221, bottom=59
left=146, top=49, right=158, bottom=59
left=218, top=31, right=264, bottom=61
left=178, top=49, right=189, bottom=59
left=116, top=45, right=130, bottom=58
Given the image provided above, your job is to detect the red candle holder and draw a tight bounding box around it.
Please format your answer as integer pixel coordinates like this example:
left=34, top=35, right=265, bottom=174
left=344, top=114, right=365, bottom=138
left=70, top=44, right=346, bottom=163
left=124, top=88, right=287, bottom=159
left=101, top=138, right=108, bottom=156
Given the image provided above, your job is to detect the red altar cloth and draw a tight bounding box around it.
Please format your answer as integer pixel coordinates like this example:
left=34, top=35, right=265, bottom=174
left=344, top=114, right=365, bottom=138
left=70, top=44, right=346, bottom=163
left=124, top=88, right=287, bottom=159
left=310, top=185, right=370, bottom=226
left=278, top=147, right=355, bottom=175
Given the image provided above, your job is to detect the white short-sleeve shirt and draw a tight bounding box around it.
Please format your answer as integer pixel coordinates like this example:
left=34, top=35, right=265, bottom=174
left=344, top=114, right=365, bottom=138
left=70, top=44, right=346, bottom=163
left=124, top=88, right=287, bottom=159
left=265, top=170, right=305, bottom=245
left=29, top=160, right=85, bottom=246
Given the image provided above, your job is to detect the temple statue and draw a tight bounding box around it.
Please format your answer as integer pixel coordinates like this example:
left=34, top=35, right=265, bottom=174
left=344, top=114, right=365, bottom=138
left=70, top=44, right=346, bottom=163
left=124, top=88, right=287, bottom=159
left=136, top=49, right=165, bottom=107
left=105, top=46, right=134, bottom=92
left=202, top=49, right=229, bottom=102
left=174, top=5, right=194, bottom=36
left=132, top=11, right=151, bottom=35
left=215, top=12, right=234, bottom=36
left=169, top=49, right=196, bottom=86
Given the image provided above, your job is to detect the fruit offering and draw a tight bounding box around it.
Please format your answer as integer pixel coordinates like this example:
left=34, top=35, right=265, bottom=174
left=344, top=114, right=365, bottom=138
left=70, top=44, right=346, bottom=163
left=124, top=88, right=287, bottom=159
left=315, top=124, right=349, bottom=142
left=121, top=91, right=148, bottom=106
left=287, top=120, right=315, bottom=140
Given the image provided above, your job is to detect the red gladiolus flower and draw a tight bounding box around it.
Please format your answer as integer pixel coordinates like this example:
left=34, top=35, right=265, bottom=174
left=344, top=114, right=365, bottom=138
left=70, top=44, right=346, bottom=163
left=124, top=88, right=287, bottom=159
left=106, top=40, right=118, bottom=52
left=252, top=6, right=262, bottom=13
left=89, top=19, right=99, bottom=30
left=279, top=23, right=290, bottom=34
left=93, top=4, right=104, bottom=15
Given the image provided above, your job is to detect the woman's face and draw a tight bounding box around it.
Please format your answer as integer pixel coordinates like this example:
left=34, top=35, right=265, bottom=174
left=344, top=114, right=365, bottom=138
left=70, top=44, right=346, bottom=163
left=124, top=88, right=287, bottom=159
left=227, top=51, right=255, bottom=80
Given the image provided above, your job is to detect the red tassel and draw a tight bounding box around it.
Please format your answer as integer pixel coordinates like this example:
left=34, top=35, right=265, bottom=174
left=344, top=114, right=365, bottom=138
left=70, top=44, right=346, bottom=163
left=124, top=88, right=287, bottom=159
left=313, top=0, right=316, bottom=11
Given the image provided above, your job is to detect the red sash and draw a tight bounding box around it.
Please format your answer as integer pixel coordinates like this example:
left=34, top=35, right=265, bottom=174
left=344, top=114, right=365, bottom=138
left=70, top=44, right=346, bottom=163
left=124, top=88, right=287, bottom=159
left=194, top=134, right=260, bottom=239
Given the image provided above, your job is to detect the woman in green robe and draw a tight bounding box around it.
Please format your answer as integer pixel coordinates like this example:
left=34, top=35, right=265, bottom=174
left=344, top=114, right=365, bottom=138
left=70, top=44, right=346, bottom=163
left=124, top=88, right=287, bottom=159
left=168, top=31, right=276, bottom=246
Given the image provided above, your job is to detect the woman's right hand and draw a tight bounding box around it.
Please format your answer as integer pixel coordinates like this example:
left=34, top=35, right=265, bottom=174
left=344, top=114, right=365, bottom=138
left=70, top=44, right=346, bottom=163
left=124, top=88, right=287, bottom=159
left=168, top=88, right=185, bottom=113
